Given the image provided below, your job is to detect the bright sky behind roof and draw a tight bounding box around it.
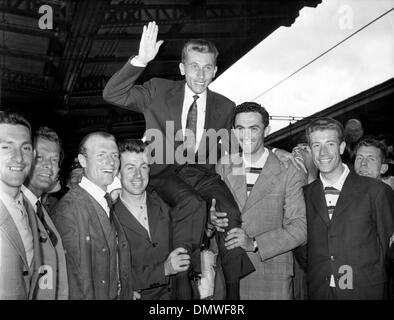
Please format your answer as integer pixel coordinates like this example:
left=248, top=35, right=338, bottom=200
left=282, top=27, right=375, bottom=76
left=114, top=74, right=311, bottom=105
left=210, top=0, right=394, bottom=134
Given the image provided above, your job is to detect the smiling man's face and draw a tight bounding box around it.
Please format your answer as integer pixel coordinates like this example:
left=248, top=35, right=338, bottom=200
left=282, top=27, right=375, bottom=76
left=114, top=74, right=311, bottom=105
left=120, top=151, right=150, bottom=197
left=179, top=49, right=217, bottom=94
left=78, top=135, right=119, bottom=191
left=26, top=137, right=60, bottom=197
left=0, top=124, right=33, bottom=196
left=309, top=129, right=346, bottom=180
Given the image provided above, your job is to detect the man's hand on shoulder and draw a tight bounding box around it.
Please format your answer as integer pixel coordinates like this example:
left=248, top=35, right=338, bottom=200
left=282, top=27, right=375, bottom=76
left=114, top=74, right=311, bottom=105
left=273, top=147, right=307, bottom=173
left=136, top=21, right=164, bottom=65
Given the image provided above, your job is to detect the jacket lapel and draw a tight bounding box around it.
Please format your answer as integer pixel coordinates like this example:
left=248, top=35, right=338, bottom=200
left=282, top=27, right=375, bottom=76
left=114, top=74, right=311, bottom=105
left=196, top=89, right=221, bottom=158
left=309, top=180, right=331, bottom=227
left=226, top=154, right=247, bottom=210
left=23, top=196, right=43, bottom=299
left=331, top=170, right=358, bottom=221
left=115, top=200, right=150, bottom=240
left=167, top=81, right=185, bottom=140
left=78, top=187, right=111, bottom=247
left=146, top=193, right=159, bottom=239
left=244, top=152, right=281, bottom=213
left=205, top=89, right=221, bottom=130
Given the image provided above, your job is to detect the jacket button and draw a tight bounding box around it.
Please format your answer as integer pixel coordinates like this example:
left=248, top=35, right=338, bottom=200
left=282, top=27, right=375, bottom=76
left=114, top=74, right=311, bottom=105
left=22, top=271, right=29, bottom=276
left=101, top=280, right=106, bottom=284
left=330, top=255, right=335, bottom=261
left=102, top=247, right=107, bottom=252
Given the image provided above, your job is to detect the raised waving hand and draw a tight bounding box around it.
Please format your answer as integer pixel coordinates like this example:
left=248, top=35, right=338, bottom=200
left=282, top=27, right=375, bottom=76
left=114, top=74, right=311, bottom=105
left=137, top=21, right=164, bottom=65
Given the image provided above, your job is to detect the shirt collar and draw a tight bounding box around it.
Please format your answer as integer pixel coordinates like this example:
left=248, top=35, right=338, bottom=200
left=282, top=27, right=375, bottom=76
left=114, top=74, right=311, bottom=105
left=184, top=84, right=207, bottom=102
left=320, top=163, right=350, bottom=191
left=242, top=147, right=269, bottom=168
left=79, top=176, right=107, bottom=199
left=120, top=191, right=147, bottom=208
left=0, top=188, right=24, bottom=208
left=21, top=185, right=40, bottom=209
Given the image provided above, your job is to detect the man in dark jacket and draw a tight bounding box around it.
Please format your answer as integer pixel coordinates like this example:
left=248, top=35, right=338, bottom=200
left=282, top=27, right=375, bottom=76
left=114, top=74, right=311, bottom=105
left=103, top=21, right=254, bottom=299
left=115, top=139, right=190, bottom=299
left=302, top=117, right=394, bottom=300
left=52, top=132, right=134, bottom=300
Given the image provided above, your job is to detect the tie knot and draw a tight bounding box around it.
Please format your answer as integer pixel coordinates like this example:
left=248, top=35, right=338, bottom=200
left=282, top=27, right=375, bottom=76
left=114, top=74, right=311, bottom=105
left=193, top=94, right=199, bottom=101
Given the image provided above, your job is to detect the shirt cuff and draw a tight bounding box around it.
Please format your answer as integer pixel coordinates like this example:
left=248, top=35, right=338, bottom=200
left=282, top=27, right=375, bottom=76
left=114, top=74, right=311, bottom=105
left=252, top=238, right=259, bottom=253
left=130, top=56, right=147, bottom=67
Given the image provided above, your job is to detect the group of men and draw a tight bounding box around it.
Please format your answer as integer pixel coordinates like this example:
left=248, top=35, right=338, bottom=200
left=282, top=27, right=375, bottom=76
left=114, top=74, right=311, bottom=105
left=1, top=20, right=393, bottom=300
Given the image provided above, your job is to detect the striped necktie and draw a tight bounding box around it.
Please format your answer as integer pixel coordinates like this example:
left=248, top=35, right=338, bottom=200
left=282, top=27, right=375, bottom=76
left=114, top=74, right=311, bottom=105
left=184, top=95, right=199, bottom=154
left=36, top=200, right=58, bottom=246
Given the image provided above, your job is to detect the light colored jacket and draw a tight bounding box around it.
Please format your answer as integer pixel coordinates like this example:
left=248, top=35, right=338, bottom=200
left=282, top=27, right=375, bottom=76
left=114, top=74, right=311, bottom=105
left=216, top=151, right=307, bottom=299
left=23, top=196, right=68, bottom=300
left=0, top=199, right=41, bottom=299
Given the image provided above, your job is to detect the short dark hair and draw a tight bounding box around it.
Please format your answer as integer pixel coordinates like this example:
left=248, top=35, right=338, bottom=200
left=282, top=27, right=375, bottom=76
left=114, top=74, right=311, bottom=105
left=34, top=126, right=64, bottom=166
left=78, top=131, right=116, bottom=155
left=118, top=139, right=148, bottom=154
left=232, top=102, right=270, bottom=128
left=0, top=110, right=31, bottom=134
left=181, top=39, right=219, bottom=64
left=356, top=136, right=387, bottom=163
left=306, top=117, right=345, bottom=144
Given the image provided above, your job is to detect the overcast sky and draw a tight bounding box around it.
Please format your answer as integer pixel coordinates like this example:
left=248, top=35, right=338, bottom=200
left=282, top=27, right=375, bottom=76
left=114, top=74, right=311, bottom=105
left=210, top=0, right=394, bottom=134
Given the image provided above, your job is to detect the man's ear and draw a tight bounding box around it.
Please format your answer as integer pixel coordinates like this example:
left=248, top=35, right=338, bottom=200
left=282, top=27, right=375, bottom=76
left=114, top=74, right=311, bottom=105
left=339, top=141, right=346, bottom=155
left=380, top=163, right=389, bottom=175
left=78, top=153, right=87, bottom=169
left=212, top=66, right=218, bottom=78
left=179, top=62, right=185, bottom=76
left=264, top=125, right=271, bottom=137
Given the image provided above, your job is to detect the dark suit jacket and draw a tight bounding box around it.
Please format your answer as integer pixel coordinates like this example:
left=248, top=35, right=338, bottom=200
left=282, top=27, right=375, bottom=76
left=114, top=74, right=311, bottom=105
left=103, top=62, right=235, bottom=175
left=303, top=169, right=394, bottom=300
left=52, top=186, right=134, bottom=300
left=114, top=191, right=172, bottom=300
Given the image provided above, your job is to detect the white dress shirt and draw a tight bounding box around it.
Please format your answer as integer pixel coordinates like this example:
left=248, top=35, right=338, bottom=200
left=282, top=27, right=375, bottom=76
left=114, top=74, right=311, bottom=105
left=0, top=189, right=34, bottom=266
left=79, top=176, right=110, bottom=217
